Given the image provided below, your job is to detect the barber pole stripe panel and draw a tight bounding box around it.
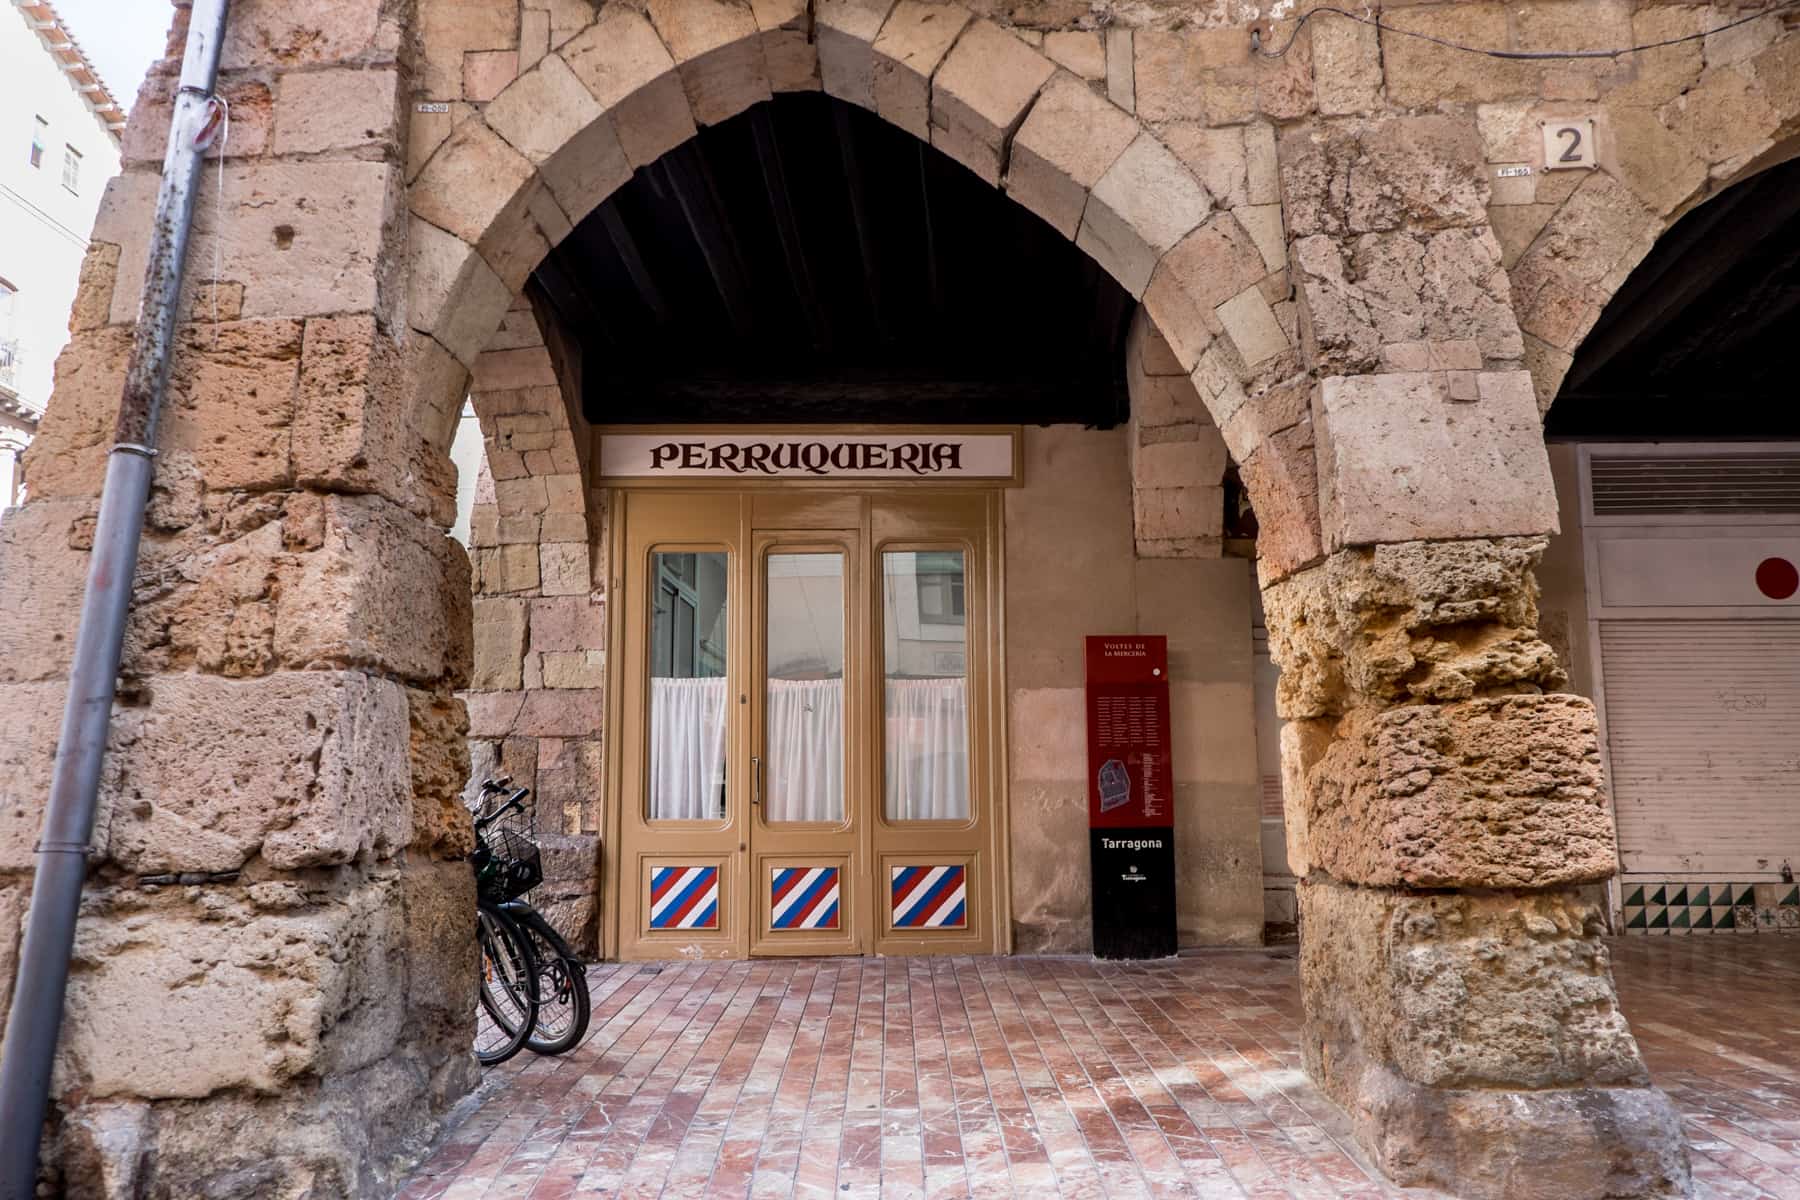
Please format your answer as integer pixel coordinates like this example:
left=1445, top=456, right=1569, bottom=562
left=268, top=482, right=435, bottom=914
left=648, top=865, right=719, bottom=930
left=770, top=866, right=840, bottom=930
left=890, top=865, right=967, bottom=929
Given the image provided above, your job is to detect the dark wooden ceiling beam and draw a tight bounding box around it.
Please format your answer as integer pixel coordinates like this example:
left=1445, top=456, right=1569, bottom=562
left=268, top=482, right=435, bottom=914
left=657, top=144, right=757, bottom=340
left=749, top=105, right=831, bottom=352
left=832, top=101, right=888, bottom=339
left=594, top=204, right=672, bottom=327
left=532, top=245, right=620, bottom=355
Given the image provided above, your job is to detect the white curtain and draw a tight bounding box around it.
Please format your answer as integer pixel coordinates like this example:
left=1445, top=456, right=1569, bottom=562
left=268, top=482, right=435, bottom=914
left=649, top=677, right=728, bottom=820
left=885, top=678, right=969, bottom=821
left=766, top=679, right=844, bottom=822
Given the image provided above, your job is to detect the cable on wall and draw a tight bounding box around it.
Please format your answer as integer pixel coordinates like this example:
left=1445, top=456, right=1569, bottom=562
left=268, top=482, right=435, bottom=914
left=1253, top=0, right=1800, bottom=60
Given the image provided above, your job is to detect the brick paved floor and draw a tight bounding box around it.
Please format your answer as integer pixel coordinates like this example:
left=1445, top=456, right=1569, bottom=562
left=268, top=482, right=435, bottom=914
left=396, top=937, right=1800, bottom=1199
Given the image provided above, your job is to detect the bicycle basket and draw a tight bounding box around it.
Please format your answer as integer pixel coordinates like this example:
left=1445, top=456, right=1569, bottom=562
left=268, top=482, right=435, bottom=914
left=474, top=825, right=543, bottom=904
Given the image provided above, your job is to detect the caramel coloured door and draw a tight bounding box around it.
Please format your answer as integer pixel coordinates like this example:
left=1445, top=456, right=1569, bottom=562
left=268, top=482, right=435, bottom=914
left=615, top=490, right=748, bottom=960
left=748, top=492, right=866, bottom=955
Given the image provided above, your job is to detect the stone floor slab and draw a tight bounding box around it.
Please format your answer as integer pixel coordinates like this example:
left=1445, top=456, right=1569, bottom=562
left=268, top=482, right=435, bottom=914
left=396, top=936, right=1800, bottom=1198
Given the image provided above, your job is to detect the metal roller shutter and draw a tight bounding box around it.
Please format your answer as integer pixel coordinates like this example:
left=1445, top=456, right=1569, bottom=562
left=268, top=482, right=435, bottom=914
left=1600, top=619, right=1800, bottom=875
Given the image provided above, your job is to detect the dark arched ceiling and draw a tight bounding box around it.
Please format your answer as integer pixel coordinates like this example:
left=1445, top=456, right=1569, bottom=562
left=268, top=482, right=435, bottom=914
left=527, top=92, right=1133, bottom=428
left=1547, top=154, right=1800, bottom=440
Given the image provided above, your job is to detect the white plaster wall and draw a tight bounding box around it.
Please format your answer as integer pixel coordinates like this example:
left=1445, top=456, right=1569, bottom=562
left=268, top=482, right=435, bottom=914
left=0, top=6, right=120, bottom=416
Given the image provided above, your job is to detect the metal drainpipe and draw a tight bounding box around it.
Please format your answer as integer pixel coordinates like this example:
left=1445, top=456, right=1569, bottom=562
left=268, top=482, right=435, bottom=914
left=0, top=0, right=232, bottom=1194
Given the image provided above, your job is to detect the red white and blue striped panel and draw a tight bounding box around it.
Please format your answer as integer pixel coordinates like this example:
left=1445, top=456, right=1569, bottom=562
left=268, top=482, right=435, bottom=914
left=648, top=865, right=719, bottom=930
left=770, top=866, right=840, bottom=930
left=890, top=865, right=967, bottom=929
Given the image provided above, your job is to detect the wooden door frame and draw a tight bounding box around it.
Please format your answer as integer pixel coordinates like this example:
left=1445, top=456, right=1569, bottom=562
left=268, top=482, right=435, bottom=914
left=602, top=482, right=1014, bottom=961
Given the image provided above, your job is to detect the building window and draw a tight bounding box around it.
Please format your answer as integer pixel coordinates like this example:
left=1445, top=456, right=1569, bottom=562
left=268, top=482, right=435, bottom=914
left=29, top=118, right=46, bottom=168
left=61, top=145, right=81, bottom=193
left=914, top=551, right=966, bottom=625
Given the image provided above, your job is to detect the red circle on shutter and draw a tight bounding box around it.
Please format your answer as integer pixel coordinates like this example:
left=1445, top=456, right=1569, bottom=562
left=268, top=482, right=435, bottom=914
left=1755, top=557, right=1799, bottom=600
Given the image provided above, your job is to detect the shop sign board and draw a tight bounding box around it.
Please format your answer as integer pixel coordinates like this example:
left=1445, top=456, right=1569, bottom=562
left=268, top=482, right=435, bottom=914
left=1084, top=635, right=1177, bottom=959
left=598, top=431, right=1018, bottom=482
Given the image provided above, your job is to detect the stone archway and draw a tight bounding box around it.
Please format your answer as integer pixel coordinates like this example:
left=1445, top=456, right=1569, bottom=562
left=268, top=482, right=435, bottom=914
left=6, top=0, right=1797, bottom=1193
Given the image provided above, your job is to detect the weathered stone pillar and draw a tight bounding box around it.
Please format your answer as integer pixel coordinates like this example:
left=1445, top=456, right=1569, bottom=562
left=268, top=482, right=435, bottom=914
left=0, top=2, right=478, bottom=1192
left=1265, top=114, right=1691, bottom=1197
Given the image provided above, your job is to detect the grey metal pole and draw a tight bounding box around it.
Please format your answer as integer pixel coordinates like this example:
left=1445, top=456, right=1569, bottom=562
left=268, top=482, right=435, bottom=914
left=0, top=1, right=231, bottom=1194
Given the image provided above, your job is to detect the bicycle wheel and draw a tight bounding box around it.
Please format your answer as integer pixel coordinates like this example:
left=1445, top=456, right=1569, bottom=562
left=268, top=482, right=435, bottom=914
left=508, top=906, right=592, bottom=1055
left=475, top=905, right=537, bottom=1066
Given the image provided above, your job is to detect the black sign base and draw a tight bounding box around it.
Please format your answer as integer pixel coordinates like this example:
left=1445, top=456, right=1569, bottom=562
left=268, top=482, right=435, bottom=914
left=1090, top=827, right=1177, bottom=960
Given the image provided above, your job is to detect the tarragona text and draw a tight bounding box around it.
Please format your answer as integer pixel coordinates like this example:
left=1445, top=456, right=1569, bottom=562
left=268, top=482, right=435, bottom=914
left=648, top=440, right=966, bottom=475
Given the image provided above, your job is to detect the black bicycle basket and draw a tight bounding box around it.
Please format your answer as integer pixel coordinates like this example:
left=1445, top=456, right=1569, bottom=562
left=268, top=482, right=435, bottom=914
left=474, top=822, right=543, bottom=904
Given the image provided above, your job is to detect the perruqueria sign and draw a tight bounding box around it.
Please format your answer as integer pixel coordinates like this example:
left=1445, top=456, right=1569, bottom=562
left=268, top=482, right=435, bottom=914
left=598, top=431, right=1018, bottom=482
left=1085, top=634, right=1178, bottom=959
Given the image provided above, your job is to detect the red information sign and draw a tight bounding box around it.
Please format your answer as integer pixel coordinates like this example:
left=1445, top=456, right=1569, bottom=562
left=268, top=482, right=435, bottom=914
left=1084, top=636, right=1173, bottom=830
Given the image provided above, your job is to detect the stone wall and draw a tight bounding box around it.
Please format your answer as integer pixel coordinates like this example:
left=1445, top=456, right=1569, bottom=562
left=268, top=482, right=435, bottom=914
left=2, top=0, right=1793, bottom=1191
left=1005, top=418, right=1263, bottom=954
left=462, top=296, right=604, bottom=957
left=0, top=1, right=478, bottom=1192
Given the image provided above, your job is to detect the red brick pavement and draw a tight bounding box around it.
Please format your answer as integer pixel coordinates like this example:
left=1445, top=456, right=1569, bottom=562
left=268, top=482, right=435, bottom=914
left=396, top=938, right=1800, bottom=1198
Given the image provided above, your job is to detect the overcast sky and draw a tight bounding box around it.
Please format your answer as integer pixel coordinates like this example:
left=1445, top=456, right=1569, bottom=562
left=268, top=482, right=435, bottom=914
left=52, top=0, right=171, bottom=112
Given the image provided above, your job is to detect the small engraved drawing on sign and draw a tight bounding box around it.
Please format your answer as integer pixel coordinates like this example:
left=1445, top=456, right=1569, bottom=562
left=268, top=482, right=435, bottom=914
left=1098, top=759, right=1130, bottom=814
left=1541, top=118, right=1597, bottom=170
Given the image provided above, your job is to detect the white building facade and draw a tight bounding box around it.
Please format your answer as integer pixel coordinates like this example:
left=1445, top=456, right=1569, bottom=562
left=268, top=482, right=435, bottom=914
left=0, top=0, right=123, bottom=513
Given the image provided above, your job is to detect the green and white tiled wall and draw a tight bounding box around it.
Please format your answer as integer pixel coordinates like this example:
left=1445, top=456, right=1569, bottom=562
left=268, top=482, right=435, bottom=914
left=1621, top=881, right=1800, bottom=934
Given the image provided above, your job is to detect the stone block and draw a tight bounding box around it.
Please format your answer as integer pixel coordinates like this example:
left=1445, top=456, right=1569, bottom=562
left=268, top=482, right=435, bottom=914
left=1299, top=880, right=1650, bottom=1093
left=485, top=52, right=605, bottom=167
left=1280, top=116, right=1487, bottom=240
left=274, top=68, right=399, bottom=156
left=1301, top=695, right=1616, bottom=889
left=407, top=685, right=475, bottom=857
left=1260, top=538, right=1564, bottom=718
left=541, top=650, right=606, bottom=689
left=753, top=0, right=820, bottom=92
left=1141, top=214, right=1265, bottom=372
left=1219, top=375, right=1308, bottom=464
left=515, top=688, right=605, bottom=737
left=407, top=218, right=513, bottom=369
left=648, top=0, right=771, bottom=125
left=107, top=161, right=402, bottom=328
left=269, top=494, right=473, bottom=687
left=1313, top=371, right=1557, bottom=552
left=562, top=8, right=698, bottom=168
left=61, top=873, right=409, bottom=1098
left=1348, top=1066, right=1690, bottom=1200
left=1311, top=12, right=1381, bottom=115
left=540, top=542, right=590, bottom=596
left=1133, top=484, right=1223, bottom=548
left=930, top=20, right=1055, bottom=185
left=472, top=598, right=528, bottom=691
left=0, top=498, right=93, bottom=684
left=222, top=0, right=396, bottom=71
left=88, top=670, right=412, bottom=874
left=1239, top=420, right=1322, bottom=584
left=1216, top=285, right=1288, bottom=367
left=1380, top=4, right=1539, bottom=107
left=1043, top=31, right=1103, bottom=80
left=1105, top=27, right=1133, bottom=113
left=296, top=315, right=458, bottom=527
left=818, top=0, right=900, bottom=109
left=1077, top=133, right=1211, bottom=297
left=1004, top=73, right=1137, bottom=239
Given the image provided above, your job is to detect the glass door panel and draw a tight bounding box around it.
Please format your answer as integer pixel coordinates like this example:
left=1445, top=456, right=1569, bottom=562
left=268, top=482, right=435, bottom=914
left=764, top=552, right=846, bottom=824
left=881, top=550, right=970, bottom=823
left=648, top=551, right=729, bottom=822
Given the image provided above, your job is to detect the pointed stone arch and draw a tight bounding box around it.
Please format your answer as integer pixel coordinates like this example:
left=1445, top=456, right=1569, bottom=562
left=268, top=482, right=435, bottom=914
left=401, top=1, right=1319, bottom=572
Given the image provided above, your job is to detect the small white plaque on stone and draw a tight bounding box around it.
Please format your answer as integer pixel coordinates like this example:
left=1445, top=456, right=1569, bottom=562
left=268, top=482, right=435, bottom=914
left=1541, top=118, right=1597, bottom=171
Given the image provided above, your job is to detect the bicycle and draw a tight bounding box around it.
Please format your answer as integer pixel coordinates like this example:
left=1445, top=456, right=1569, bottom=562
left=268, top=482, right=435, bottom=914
left=471, top=778, right=593, bottom=1059
left=471, top=778, right=542, bottom=1066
